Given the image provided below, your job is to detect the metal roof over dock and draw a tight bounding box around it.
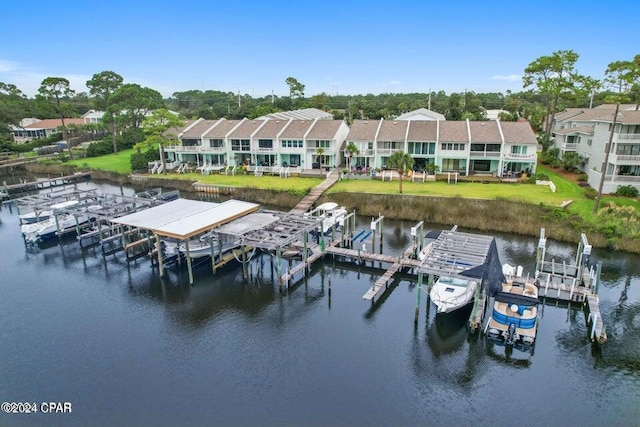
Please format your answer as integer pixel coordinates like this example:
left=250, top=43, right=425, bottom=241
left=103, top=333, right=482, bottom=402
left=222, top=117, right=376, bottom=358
left=111, top=199, right=259, bottom=239
left=217, top=210, right=320, bottom=250
left=416, top=229, right=497, bottom=280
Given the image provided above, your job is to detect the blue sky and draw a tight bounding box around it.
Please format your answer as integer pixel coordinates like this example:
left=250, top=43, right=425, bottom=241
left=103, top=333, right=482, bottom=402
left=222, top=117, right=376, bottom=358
left=1, top=0, right=638, bottom=98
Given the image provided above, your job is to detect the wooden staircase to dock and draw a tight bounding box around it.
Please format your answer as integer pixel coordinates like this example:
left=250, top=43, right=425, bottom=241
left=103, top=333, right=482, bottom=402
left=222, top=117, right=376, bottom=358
left=290, top=169, right=341, bottom=214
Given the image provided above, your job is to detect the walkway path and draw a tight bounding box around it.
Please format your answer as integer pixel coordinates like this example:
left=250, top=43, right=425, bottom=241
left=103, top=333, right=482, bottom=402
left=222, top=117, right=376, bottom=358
left=289, top=169, right=341, bottom=214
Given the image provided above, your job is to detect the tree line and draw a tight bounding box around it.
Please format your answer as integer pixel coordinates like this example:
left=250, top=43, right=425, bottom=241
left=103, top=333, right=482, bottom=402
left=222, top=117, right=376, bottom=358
left=1, top=51, right=639, bottom=156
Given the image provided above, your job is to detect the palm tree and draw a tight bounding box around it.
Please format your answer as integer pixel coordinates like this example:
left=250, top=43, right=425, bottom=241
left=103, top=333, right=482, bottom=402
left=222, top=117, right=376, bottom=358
left=386, top=151, right=414, bottom=194
left=344, top=142, right=359, bottom=176
left=316, top=147, right=325, bottom=167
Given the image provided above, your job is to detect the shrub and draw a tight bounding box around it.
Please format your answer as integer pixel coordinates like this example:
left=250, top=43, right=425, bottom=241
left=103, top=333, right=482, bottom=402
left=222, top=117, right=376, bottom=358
left=534, top=172, right=549, bottom=181
left=576, top=173, right=588, bottom=182
left=583, top=187, right=597, bottom=199
left=614, top=185, right=639, bottom=197
left=85, top=139, right=113, bottom=157
left=130, top=149, right=159, bottom=172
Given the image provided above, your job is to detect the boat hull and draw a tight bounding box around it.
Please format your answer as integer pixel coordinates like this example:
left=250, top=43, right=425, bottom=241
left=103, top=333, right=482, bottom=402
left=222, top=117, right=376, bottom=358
left=486, top=281, right=539, bottom=349
left=429, top=277, right=477, bottom=313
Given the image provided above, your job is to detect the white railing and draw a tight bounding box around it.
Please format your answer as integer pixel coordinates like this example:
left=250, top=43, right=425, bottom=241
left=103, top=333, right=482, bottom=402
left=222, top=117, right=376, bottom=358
left=376, top=148, right=403, bottom=155
left=614, top=154, right=640, bottom=162
left=503, top=153, right=536, bottom=161
left=617, top=134, right=640, bottom=140
left=169, top=145, right=226, bottom=153
left=562, top=143, right=578, bottom=151
left=469, top=151, right=500, bottom=158
left=613, top=175, right=640, bottom=182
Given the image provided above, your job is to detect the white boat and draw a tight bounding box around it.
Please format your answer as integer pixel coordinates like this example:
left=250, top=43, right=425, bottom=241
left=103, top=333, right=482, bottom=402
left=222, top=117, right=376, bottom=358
left=177, top=234, right=240, bottom=260
left=305, top=202, right=347, bottom=236
left=486, top=279, right=539, bottom=350
left=18, top=199, right=80, bottom=224
left=22, top=212, right=92, bottom=243
left=429, top=276, right=478, bottom=313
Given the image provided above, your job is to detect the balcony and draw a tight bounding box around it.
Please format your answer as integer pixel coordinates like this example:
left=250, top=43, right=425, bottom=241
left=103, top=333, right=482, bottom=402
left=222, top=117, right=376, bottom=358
left=610, top=153, right=640, bottom=164
left=616, top=133, right=640, bottom=142
left=561, top=143, right=578, bottom=151
left=503, top=152, right=536, bottom=161
left=165, top=145, right=225, bottom=153
left=376, top=148, right=403, bottom=155
left=307, top=147, right=334, bottom=153
left=469, top=151, right=500, bottom=158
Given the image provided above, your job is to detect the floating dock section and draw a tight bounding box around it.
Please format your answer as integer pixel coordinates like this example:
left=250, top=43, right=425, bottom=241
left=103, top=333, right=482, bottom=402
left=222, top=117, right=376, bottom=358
left=535, top=229, right=607, bottom=343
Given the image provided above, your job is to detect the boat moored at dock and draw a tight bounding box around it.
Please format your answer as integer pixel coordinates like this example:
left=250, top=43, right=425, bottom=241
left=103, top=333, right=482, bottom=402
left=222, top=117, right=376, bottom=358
left=429, top=276, right=478, bottom=313
left=486, top=278, right=539, bottom=351
left=304, top=202, right=347, bottom=237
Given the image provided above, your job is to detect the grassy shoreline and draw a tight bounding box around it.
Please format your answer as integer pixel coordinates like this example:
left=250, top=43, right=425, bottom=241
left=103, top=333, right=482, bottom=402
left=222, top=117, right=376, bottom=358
left=26, top=159, right=640, bottom=253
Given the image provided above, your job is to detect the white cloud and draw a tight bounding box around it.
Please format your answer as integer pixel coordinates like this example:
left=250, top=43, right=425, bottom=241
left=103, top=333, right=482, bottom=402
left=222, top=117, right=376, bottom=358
left=0, top=59, right=19, bottom=73
left=491, top=74, right=522, bottom=82
left=0, top=58, right=91, bottom=96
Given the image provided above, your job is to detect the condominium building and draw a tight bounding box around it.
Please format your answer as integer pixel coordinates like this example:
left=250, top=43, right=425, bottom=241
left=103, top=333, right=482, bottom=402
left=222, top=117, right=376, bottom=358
left=164, top=117, right=350, bottom=171
left=345, top=118, right=537, bottom=176
left=552, top=104, right=640, bottom=193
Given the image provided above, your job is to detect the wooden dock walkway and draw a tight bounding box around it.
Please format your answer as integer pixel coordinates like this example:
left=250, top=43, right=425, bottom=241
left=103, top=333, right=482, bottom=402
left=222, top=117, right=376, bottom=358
left=363, top=261, right=403, bottom=301
left=535, top=229, right=607, bottom=343
left=4, top=172, right=92, bottom=195
left=586, top=294, right=607, bottom=344
left=289, top=169, right=341, bottom=214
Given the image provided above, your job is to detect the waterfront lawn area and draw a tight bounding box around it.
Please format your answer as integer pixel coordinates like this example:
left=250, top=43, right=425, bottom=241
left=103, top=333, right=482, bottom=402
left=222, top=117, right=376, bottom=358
left=67, top=149, right=135, bottom=174
left=170, top=173, right=323, bottom=192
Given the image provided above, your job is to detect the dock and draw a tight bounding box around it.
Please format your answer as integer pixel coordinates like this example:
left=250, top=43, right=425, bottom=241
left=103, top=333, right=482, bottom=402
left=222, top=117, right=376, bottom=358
left=289, top=169, right=341, bottom=214
left=3, top=172, right=92, bottom=196
left=534, top=229, right=607, bottom=343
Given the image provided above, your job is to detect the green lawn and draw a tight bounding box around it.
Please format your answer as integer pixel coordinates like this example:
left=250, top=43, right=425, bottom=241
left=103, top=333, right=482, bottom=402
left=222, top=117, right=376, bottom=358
left=167, top=172, right=323, bottom=192
left=64, top=150, right=639, bottom=216
left=330, top=175, right=567, bottom=204
left=67, top=149, right=136, bottom=174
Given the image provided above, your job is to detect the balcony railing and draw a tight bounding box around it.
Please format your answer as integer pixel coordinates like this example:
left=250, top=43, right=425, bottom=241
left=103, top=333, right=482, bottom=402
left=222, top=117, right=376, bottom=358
left=562, top=143, right=578, bottom=151
left=165, top=145, right=225, bottom=153
left=611, top=175, right=640, bottom=182
left=306, top=147, right=334, bottom=153
left=376, top=148, right=403, bottom=155
left=617, top=134, right=640, bottom=140
left=503, top=153, right=536, bottom=161
left=614, top=154, right=640, bottom=162
left=469, top=151, right=500, bottom=158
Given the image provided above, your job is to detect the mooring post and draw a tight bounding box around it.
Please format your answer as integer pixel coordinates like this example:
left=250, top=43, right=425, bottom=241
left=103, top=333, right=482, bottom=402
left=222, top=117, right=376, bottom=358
left=54, top=213, right=61, bottom=242
left=276, top=245, right=282, bottom=288
left=185, top=239, right=194, bottom=285
left=210, top=234, right=216, bottom=273
left=303, top=231, right=308, bottom=276
left=415, top=271, right=423, bottom=323
left=242, top=244, right=247, bottom=280
left=379, top=216, right=384, bottom=253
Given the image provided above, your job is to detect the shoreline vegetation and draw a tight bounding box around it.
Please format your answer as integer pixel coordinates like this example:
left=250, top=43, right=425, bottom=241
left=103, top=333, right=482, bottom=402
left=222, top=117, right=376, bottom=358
left=20, top=159, right=640, bottom=254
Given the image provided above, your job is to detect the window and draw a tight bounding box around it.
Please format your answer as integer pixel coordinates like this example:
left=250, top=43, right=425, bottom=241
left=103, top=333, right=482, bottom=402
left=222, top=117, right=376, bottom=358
left=182, top=139, right=200, bottom=147
left=231, top=139, right=250, bottom=151
left=511, top=145, right=528, bottom=154
left=408, top=142, right=435, bottom=155
left=316, top=140, right=331, bottom=148
left=281, top=139, right=302, bottom=148
left=587, top=139, right=592, bottom=146
left=209, top=139, right=223, bottom=148
left=441, top=143, right=465, bottom=151
left=258, top=139, right=273, bottom=149
left=441, top=159, right=463, bottom=171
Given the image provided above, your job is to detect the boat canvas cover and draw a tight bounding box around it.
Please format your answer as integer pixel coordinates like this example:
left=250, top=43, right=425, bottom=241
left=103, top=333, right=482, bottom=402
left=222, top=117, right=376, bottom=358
left=457, top=238, right=505, bottom=296
left=493, top=291, right=538, bottom=307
